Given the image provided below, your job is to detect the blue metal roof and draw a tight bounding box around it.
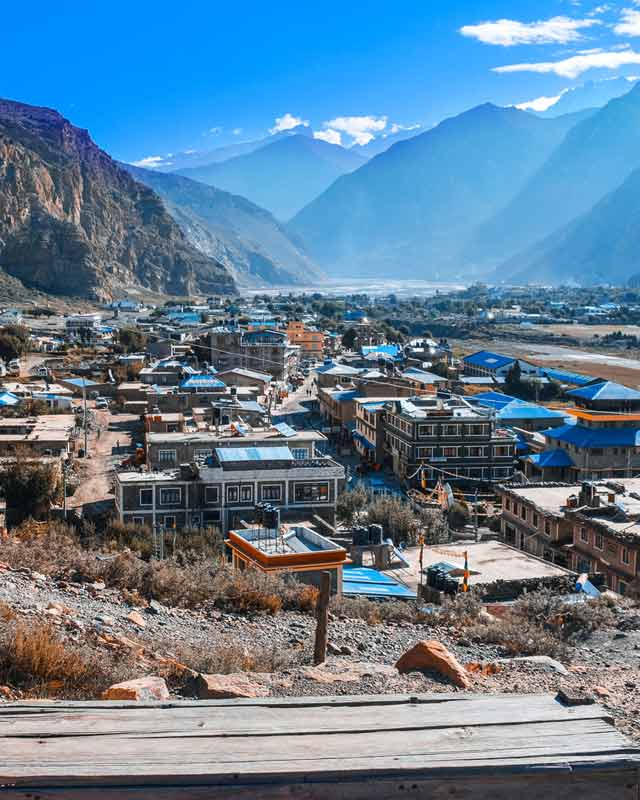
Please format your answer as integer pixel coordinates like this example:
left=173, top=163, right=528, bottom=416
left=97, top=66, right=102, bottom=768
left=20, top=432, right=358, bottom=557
left=544, top=423, right=640, bottom=448
left=566, top=381, right=640, bottom=402
left=463, top=350, right=515, bottom=370
left=361, top=344, right=401, bottom=358
left=402, top=368, right=446, bottom=383
left=180, top=375, right=226, bottom=389
left=528, top=449, right=575, bottom=468
left=331, top=389, right=359, bottom=401
left=542, top=368, right=593, bottom=386
left=64, top=377, right=98, bottom=388
left=273, top=422, right=297, bottom=438
left=497, top=401, right=566, bottom=421
left=342, top=566, right=416, bottom=599
left=215, top=446, right=293, bottom=463
left=0, top=392, right=20, bottom=406
left=471, top=391, right=519, bottom=410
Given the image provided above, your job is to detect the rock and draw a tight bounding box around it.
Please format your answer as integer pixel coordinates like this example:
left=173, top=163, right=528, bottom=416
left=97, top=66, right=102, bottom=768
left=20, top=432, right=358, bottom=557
left=326, top=642, right=342, bottom=656
left=395, top=640, right=471, bottom=689
left=494, top=656, right=568, bottom=676
left=147, top=600, right=165, bottom=615
left=300, top=661, right=396, bottom=684
left=593, top=685, right=610, bottom=698
left=556, top=689, right=595, bottom=707
left=0, top=685, right=13, bottom=698
left=90, top=581, right=106, bottom=591
left=127, top=611, right=146, bottom=629
left=95, top=614, right=115, bottom=627
left=340, top=645, right=354, bottom=656
left=189, top=673, right=270, bottom=699
left=102, top=676, right=169, bottom=702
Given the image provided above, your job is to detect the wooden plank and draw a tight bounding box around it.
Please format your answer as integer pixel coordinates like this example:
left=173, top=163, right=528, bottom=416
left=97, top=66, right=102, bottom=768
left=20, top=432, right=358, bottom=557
left=0, top=698, right=611, bottom=738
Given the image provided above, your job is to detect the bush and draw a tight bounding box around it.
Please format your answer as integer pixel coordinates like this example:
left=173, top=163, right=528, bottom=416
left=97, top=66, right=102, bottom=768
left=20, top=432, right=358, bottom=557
left=437, top=592, right=482, bottom=627
left=365, top=497, right=449, bottom=546
left=0, top=621, right=133, bottom=698
left=168, top=641, right=297, bottom=678
left=467, top=619, right=570, bottom=661
left=331, top=596, right=422, bottom=625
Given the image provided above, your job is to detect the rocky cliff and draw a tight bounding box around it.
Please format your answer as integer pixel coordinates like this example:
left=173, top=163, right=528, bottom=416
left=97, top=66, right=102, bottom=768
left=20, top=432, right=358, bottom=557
left=0, top=99, right=235, bottom=299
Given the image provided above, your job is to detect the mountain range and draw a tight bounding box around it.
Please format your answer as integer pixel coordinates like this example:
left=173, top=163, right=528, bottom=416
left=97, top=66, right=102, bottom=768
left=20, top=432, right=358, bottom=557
left=289, top=104, right=590, bottom=277
left=176, top=133, right=366, bottom=220
left=123, top=164, right=322, bottom=287
left=0, top=99, right=235, bottom=300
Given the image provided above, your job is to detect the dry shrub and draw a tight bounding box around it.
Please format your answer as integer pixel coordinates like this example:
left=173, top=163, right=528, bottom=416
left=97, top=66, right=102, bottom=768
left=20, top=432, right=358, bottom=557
left=168, top=640, right=297, bottom=679
left=513, top=591, right=617, bottom=641
left=331, top=596, right=419, bottom=625
left=0, top=602, right=16, bottom=621
left=0, top=521, right=320, bottom=614
left=0, top=621, right=133, bottom=698
left=436, top=592, right=483, bottom=628
left=467, top=619, right=570, bottom=661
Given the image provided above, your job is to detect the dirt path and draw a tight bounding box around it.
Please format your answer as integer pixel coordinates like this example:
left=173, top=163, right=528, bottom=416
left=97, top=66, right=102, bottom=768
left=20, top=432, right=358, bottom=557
left=69, top=410, right=138, bottom=513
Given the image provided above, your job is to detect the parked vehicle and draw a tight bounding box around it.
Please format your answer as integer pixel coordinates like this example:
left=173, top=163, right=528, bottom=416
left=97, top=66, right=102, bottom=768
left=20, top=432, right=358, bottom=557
left=8, top=359, right=21, bottom=376
left=95, top=397, right=109, bottom=409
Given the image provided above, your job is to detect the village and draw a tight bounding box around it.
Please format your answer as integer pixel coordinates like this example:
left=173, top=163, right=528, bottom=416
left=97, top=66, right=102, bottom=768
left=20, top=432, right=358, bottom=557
left=1, top=286, right=640, bottom=781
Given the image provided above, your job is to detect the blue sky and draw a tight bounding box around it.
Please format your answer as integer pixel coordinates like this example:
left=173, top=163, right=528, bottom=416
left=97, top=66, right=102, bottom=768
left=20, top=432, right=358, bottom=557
left=4, top=0, right=640, bottom=163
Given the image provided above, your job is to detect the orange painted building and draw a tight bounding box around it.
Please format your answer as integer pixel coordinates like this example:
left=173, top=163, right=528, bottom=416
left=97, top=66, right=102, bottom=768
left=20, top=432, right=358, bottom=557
left=287, top=321, right=324, bottom=357
left=227, top=524, right=347, bottom=594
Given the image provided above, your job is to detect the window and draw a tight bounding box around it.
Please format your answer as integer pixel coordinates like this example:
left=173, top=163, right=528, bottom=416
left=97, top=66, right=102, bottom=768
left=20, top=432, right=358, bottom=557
left=132, top=516, right=145, bottom=526
left=442, top=447, right=458, bottom=458
left=520, top=505, right=527, bottom=521
left=416, top=447, right=434, bottom=459
left=622, top=547, right=631, bottom=565
left=160, top=487, right=181, bottom=505
left=532, top=513, right=539, bottom=528
left=205, top=486, right=219, bottom=504
left=544, top=519, right=552, bottom=536
left=262, top=485, right=281, bottom=501
left=443, top=424, right=459, bottom=436
left=226, top=486, right=239, bottom=503
left=291, top=448, right=309, bottom=460
left=468, top=424, right=486, bottom=436
left=139, top=488, right=153, bottom=507
left=158, top=449, right=177, bottom=465
left=466, top=446, right=486, bottom=458
left=619, top=580, right=628, bottom=596
left=240, top=485, right=253, bottom=503
left=494, top=446, right=512, bottom=458
left=294, top=483, right=329, bottom=503
left=418, top=424, right=435, bottom=437
left=163, top=515, right=176, bottom=529
left=580, top=526, right=588, bottom=542
left=595, top=533, right=604, bottom=551
left=505, top=498, right=511, bottom=511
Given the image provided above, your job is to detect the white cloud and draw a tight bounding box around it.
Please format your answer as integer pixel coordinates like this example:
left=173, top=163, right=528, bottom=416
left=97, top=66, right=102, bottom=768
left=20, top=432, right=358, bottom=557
left=269, top=113, right=309, bottom=134
left=321, top=115, right=388, bottom=146
left=208, top=126, right=222, bottom=135
left=614, top=8, right=640, bottom=36
left=493, top=48, right=640, bottom=78
left=313, top=128, right=342, bottom=145
left=515, top=90, right=567, bottom=111
left=232, top=128, right=243, bottom=136
left=459, top=16, right=600, bottom=46
left=389, top=122, right=421, bottom=135
left=129, top=155, right=173, bottom=169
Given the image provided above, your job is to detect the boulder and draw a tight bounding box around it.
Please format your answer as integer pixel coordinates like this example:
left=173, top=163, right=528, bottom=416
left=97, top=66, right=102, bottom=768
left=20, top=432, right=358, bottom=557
left=495, top=655, right=568, bottom=675
left=189, top=672, right=270, bottom=699
left=127, top=610, right=146, bottom=629
left=395, top=640, right=471, bottom=689
left=300, top=660, right=396, bottom=684
left=102, top=676, right=169, bottom=702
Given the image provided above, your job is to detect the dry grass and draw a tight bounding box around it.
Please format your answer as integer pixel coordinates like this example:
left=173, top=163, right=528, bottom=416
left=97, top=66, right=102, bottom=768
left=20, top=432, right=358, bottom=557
left=0, top=521, right=319, bottom=614
left=0, top=621, right=134, bottom=699
left=168, top=640, right=297, bottom=679
left=331, top=596, right=421, bottom=625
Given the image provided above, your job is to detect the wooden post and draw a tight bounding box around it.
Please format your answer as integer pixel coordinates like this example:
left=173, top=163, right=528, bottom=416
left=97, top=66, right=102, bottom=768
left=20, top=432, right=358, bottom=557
left=313, top=571, right=331, bottom=665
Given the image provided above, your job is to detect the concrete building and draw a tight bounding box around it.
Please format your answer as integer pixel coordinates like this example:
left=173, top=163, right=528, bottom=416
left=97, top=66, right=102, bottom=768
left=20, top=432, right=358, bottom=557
left=382, top=395, right=517, bottom=485
left=0, top=415, right=76, bottom=457
left=525, top=409, right=640, bottom=482
left=463, top=351, right=540, bottom=379
left=566, top=381, right=640, bottom=412
left=227, top=524, right=347, bottom=593
left=115, top=447, right=345, bottom=533
left=65, top=314, right=102, bottom=340
left=286, top=321, right=324, bottom=358
left=206, top=327, right=298, bottom=380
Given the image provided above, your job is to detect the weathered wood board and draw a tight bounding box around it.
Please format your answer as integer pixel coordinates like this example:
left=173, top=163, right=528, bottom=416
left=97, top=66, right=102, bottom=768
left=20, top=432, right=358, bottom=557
left=0, top=693, right=638, bottom=799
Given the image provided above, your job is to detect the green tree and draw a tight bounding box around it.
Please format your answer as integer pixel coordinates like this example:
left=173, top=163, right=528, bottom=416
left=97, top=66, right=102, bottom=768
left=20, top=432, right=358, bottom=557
left=0, top=454, right=62, bottom=525
left=336, top=486, right=370, bottom=526
left=117, top=328, right=148, bottom=354
left=0, top=325, right=30, bottom=362
left=341, top=327, right=358, bottom=351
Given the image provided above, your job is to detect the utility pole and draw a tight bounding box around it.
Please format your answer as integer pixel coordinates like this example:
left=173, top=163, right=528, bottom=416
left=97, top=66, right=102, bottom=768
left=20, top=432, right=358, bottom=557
left=313, top=571, right=331, bottom=665
left=82, top=384, right=88, bottom=457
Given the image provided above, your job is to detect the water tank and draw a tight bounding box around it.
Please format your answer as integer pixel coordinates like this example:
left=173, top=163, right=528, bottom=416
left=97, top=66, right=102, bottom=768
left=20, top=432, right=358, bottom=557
left=353, top=526, right=370, bottom=547
left=368, top=524, right=383, bottom=546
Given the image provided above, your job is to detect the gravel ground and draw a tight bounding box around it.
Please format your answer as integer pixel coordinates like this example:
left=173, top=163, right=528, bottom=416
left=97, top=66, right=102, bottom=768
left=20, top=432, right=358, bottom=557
left=1, top=565, right=639, bottom=743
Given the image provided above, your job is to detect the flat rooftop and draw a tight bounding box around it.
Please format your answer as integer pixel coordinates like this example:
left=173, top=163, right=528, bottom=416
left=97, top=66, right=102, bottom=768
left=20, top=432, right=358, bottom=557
left=231, top=525, right=345, bottom=557
left=146, top=426, right=325, bottom=444
left=500, top=484, right=581, bottom=517
left=391, top=540, right=573, bottom=592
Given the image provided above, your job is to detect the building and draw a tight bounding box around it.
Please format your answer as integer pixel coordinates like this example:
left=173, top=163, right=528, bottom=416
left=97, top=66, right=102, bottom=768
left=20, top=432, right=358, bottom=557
left=227, top=524, right=347, bottom=593
left=463, top=351, right=540, bottom=379
left=216, top=368, right=272, bottom=391
left=566, top=480, right=640, bottom=595
left=115, top=447, right=345, bottom=533
left=0, top=415, right=76, bottom=457
left=65, top=314, right=102, bottom=340
left=286, top=321, right=324, bottom=358
left=382, top=395, right=517, bottom=485
left=566, top=381, right=640, bottom=412
left=469, top=392, right=567, bottom=432
left=206, top=327, right=298, bottom=380
left=145, top=424, right=327, bottom=469
left=353, top=399, right=390, bottom=465
left=497, top=483, right=579, bottom=566
left=525, top=409, right=640, bottom=482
